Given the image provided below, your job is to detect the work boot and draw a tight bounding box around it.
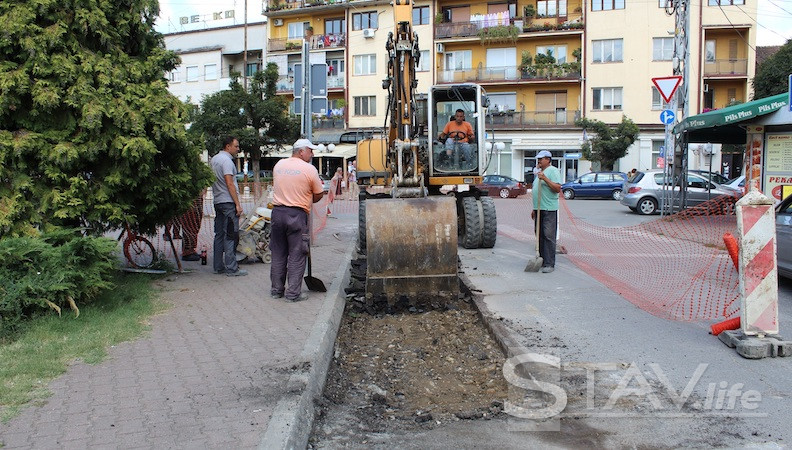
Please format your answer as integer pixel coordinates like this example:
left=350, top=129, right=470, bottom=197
left=285, top=292, right=309, bottom=302
left=226, top=269, right=249, bottom=277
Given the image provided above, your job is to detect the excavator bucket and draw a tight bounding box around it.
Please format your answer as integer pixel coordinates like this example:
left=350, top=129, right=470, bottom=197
left=365, top=197, right=459, bottom=304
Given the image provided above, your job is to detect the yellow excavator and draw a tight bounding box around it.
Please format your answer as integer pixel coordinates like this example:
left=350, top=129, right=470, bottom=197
left=355, top=0, right=497, bottom=304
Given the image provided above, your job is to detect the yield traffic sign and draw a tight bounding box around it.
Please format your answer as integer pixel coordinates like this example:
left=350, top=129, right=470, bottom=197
left=652, top=76, right=683, bottom=103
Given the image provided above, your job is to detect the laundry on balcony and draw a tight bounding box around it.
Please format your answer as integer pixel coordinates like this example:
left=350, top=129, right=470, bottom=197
left=470, top=11, right=510, bottom=29
left=311, top=34, right=345, bottom=49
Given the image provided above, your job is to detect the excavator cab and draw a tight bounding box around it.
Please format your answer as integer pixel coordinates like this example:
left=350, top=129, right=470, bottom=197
left=429, top=84, right=489, bottom=178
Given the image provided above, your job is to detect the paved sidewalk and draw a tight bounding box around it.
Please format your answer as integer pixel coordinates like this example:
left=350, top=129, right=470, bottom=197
left=0, top=211, right=358, bottom=449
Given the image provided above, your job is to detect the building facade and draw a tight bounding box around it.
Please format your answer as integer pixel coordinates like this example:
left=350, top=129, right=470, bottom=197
left=164, top=1, right=757, bottom=183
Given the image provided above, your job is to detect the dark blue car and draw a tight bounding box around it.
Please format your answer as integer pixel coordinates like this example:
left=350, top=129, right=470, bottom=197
left=561, top=171, right=628, bottom=200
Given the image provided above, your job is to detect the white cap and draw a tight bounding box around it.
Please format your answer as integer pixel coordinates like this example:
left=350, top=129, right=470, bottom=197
left=293, top=138, right=318, bottom=150
left=536, top=150, right=552, bottom=159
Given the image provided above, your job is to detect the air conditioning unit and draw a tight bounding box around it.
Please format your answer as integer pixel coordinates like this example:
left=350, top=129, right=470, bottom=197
left=273, top=18, right=284, bottom=26
left=703, top=83, right=709, bottom=92
left=363, top=28, right=376, bottom=38
left=436, top=43, right=444, bottom=53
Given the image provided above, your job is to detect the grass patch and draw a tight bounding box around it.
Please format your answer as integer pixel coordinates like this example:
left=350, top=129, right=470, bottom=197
left=0, top=273, right=167, bottom=422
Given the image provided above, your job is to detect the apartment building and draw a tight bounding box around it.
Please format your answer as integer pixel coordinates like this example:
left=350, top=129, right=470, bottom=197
left=221, top=0, right=755, bottom=182
left=164, top=23, right=268, bottom=105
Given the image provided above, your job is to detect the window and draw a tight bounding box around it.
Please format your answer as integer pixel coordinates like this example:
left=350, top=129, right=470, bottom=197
left=708, top=0, right=744, bottom=5
left=486, top=47, right=517, bottom=79
left=288, top=22, right=309, bottom=39
left=580, top=173, right=596, bottom=183
left=651, top=87, right=682, bottom=110
left=417, top=50, right=430, bottom=72
left=413, top=6, right=430, bottom=25
left=651, top=140, right=664, bottom=169
left=537, top=0, right=568, bottom=17
left=186, top=65, right=199, bottom=82
left=353, top=54, right=376, bottom=75
left=592, top=39, right=623, bottom=63
left=445, top=50, right=472, bottom=71
left=246, top=63, right=258, bottom=77
left=325, top=18, right=345, bottom=35
left=204, top=64, right=217, bottom=81
left=352, top=11, right=377, bottom=30
left=592, top=0, right=625, bottom=11
left=536, top=45, right=567, bottom=64
left=488, top=93, right=517, bottom=112
left=727, top=88, right=737, bottom=103
left=327, top=58, right=345, bottom=76
left=592, top=87, right=622, bottom=110
left=354, top=96, right=376, bottom=115
left=653, top=37, right=673, bottom=61
left=705, top=40, right=716, bottom=62
left=168, top=69, right=179, bottom=82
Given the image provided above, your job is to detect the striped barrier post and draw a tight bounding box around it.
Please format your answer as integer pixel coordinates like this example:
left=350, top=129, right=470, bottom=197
left=736, top=188, right=778, bottom=336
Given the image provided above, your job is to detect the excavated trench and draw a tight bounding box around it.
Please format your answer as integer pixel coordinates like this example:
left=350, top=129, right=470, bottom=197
left=308, top=256, right=511, bottom=447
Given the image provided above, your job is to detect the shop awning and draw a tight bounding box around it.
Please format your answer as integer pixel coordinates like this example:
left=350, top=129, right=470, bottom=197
left=674, top=93, right=788, bottom=134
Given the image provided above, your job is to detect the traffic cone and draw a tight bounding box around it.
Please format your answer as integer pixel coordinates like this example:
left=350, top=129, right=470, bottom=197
left=710, top=317, right=740, bottom=336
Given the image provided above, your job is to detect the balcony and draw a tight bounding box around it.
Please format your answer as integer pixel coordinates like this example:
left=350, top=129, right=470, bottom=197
left=266, top=0, right=347, bottom=13
left=438, top=65, right=581, bottom=84
left=308, top=33, right=345, bottom=50
left=486, top=109, right=581, bottom=129
left=268, top=37, right=303, bottom=53
left=312, top=115, right=346, bottom=129
left=703, top=59, right=748, bottom=76
left=435, top=18, right=583, bottom=40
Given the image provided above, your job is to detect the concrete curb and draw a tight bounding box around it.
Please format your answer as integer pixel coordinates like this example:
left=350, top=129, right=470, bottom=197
left=259, top=241, right=356, bottom=450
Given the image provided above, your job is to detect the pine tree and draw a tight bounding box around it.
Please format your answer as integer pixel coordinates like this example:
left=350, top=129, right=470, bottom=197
left=0, top=0, right=212, bottom=237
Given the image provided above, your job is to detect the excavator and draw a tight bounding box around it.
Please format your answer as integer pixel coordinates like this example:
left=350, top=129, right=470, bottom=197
left=355, top=0, right=496, bottom=304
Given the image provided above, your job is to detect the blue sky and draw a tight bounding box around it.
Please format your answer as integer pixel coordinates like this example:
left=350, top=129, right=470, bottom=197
left=154, top=0, right=791, bottom=46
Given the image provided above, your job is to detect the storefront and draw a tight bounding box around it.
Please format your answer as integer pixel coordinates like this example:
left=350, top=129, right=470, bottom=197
left=675, top=92, right=790, bottom=201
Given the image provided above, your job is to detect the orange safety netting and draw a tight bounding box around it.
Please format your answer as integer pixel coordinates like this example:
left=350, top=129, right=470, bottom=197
left=130, top=184, right=741, bottom=323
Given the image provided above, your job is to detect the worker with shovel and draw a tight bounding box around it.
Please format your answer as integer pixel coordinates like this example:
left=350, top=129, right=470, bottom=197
left=270, top=139, right=326, bottom=302
left=530, top=150, right=562, bottom=273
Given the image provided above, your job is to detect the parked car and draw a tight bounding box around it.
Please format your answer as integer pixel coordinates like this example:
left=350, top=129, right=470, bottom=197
left=724, top=175, right=745, bottom=191
left=689, top=170, right=729, bottom=185
left=236, top=170, right=272, bottom=182
left=476, top=175, right=527, bottom=198
left=777, top=195, right=792, bottom=279
left=319, top=174, right=331, bottom=192
left=620, top=170, right=738, bottom=215
left=561, top=171, right=628, bottom=200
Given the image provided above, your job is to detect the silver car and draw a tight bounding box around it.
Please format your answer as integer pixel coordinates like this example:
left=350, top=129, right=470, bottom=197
left=777, top=195, right=792, bottom=279
left=620, top=170, right=739, bottom=215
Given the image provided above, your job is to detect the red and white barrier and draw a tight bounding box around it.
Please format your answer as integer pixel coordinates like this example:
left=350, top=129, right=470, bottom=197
left=736, top=188, right=778, bottom=335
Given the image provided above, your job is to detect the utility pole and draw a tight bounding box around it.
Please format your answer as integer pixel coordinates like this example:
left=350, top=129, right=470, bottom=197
left=662, top=0, right=690, bottom=216
left=243, top=0, right=249, bottom=90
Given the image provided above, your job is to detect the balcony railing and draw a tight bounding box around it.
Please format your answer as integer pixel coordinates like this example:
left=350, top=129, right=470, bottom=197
left=438, top=65, right=581, bottom=83
left=266, top=0, right=347, bottom=13
left=277, top=75, right=344, bottom=92
left=312, top=116, right=346, bottom=129
left=485, top=110, right=581, bottom=128
left=308, top=33, right=345, bottom=50
left=435, top=18, right=583, bottom=39
left=703, top=59, right=748, bottom=76
left=268, top=37, right=303, bottom=52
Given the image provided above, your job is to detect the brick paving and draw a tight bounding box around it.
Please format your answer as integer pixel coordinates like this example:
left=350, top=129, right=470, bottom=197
left=0, top=204, right=358, bottom=449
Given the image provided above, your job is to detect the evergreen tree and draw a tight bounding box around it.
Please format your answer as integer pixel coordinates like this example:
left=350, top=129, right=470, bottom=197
left=753, top=40, right=792, bottom=99
left=576, top=116, right=640, bottom=171
left=0, top=0, right=212, bottom=237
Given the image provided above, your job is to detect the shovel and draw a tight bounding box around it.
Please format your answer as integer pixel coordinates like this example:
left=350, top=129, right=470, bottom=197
left=304, top=214, right=327, bottom=292
left=304, top=245, right=327, bottom=292
left=525, top=177, right=544, bottom=272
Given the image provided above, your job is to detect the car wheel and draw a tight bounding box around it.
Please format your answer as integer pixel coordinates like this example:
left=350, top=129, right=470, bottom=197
left=499, top=188, right=510, bottom=199
left=611, top=189, right=623, bottom=201
left=563, top=189, right=575, bottom=200
left=637, top=197, right=657, bottom=215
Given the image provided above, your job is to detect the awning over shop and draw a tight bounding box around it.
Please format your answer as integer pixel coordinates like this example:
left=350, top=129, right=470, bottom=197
left=674, top=93, right=788, bottom=143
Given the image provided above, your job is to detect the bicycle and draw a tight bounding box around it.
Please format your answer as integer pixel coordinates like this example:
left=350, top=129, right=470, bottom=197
left=117, top=224, right=157, bottom=269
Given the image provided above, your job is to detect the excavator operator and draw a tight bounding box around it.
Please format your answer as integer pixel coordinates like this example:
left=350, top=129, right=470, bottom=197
left=438, top=109, right=475, bottom=144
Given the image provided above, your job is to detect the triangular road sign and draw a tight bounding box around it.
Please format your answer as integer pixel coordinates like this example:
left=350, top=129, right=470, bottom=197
left=652, top=76, right=683, bottom=103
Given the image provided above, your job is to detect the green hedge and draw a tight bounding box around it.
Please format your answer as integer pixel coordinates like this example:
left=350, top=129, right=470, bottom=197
left=0, top=231, right=118, bottom=338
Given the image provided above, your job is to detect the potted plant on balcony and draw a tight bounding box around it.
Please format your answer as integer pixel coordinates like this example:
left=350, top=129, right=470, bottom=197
left=304, top=26, right=314, bottom=39
left=518, top=50, right=534, bottom=78
left=477, top=25, right=519, bottom=44
left=435, top=12, right=444, bottom=24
